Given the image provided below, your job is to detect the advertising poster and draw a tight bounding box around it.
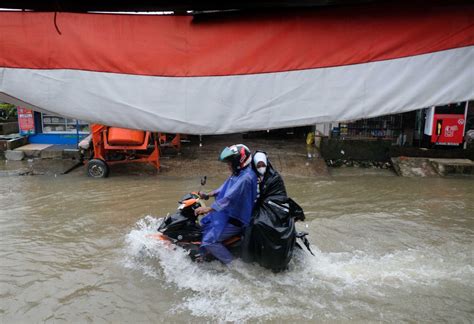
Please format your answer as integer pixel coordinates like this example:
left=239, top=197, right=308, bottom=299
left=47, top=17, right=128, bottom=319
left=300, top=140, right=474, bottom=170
left=17, top=107, right=35, bottom=135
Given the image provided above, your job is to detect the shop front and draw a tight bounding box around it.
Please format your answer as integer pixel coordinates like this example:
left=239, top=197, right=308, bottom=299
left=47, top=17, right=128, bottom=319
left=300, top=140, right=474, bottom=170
left=18, top=109, right=89, bottom=145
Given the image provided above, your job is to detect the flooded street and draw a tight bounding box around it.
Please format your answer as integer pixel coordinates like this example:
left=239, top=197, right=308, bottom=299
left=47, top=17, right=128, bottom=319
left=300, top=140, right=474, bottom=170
left=1, top=170, right=473, bottom=322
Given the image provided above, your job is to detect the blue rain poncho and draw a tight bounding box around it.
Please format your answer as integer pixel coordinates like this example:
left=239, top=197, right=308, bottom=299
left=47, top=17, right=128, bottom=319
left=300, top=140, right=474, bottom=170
left=200, top=167, right=257, bottom=244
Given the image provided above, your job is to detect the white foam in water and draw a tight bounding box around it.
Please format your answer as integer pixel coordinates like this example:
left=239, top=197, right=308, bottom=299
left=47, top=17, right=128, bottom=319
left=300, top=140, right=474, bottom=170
left=124, top=216, right=474, bottom=322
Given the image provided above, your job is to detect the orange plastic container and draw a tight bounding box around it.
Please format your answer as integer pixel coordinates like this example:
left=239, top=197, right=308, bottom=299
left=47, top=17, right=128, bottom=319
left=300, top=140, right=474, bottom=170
left=107, top=127, right=145, bottom=145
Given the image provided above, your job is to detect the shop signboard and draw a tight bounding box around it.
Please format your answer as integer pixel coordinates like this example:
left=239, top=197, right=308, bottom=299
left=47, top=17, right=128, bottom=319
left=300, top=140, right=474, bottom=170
left=17, top=107, right=35, bottom=135
left=430, top=113, right=465, bottom=145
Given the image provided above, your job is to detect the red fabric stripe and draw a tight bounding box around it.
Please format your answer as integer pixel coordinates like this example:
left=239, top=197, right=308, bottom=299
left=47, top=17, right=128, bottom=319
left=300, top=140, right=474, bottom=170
left=0, top=3, right=473, bottom=77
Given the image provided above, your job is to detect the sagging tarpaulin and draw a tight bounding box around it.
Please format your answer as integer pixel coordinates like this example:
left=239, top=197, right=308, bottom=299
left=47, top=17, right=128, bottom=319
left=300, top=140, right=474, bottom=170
left=0, top=2, right=473, bottom=134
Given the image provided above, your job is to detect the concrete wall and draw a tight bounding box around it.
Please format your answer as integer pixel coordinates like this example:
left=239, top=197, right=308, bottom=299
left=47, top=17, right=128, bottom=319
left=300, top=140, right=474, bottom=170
left=0, top=122, right=19, bottom=135
left=320, top=138, right=392, bottom=161
left=321, top=138, right=474, bottom=162
left=390, top=146, right=474, bottom=160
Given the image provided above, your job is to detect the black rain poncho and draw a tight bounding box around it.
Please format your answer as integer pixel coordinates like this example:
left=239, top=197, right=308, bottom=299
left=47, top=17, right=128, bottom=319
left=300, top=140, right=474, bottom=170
left=242, top=153, right=304, bottom=271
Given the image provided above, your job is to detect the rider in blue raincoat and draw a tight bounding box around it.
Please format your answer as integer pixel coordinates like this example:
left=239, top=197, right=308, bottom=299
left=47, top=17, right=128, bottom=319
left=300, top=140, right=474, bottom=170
left=195, top=144, right=257, bottom=264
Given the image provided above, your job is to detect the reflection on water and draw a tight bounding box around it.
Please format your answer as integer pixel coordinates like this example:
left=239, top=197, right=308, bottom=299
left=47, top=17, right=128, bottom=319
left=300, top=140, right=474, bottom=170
left=0, top=171, right=473, bottom=322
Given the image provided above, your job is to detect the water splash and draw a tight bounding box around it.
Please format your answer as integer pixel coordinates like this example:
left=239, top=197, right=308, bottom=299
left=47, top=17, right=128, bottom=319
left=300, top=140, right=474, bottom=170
left=124, top=216, right=474, bottom=322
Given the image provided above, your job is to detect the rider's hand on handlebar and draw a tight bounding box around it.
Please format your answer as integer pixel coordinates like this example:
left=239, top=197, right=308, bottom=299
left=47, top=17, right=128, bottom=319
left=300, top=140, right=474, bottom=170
left=195, top=206, right=212, bottom=216
left=198, top=191, right=210, bottom=200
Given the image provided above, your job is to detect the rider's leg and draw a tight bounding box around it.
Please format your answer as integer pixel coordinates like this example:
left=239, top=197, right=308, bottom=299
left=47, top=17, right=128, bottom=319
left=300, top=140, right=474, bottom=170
left=201, top=224, right=241, bottom=264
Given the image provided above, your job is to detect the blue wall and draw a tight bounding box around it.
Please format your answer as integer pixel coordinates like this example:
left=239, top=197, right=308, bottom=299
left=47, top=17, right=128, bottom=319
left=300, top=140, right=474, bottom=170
left=28, top=133, right=87, bottom=145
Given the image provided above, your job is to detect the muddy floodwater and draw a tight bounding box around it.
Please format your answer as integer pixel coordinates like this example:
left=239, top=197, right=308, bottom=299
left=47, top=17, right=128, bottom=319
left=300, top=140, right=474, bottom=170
left=0, top=169, right=473, bottom=323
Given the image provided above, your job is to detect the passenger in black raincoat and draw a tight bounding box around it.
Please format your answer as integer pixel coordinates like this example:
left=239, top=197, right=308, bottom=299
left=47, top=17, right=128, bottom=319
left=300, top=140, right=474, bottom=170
left=242, top=151, right=304, bottom=272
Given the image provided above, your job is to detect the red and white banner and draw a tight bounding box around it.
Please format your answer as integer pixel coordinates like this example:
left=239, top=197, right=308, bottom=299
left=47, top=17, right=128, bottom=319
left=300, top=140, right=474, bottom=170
left=0, top=2, right=473, bottom=134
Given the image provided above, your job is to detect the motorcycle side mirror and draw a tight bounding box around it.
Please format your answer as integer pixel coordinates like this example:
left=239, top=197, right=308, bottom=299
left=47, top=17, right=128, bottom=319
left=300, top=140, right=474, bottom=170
left=200, top=176, right=207, bottom=186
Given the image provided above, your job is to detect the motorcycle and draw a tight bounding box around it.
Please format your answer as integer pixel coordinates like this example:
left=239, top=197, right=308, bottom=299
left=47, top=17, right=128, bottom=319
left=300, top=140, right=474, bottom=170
left=148, top=191, right=241, bottom=261
left=149, top=190, right=314, bottom=268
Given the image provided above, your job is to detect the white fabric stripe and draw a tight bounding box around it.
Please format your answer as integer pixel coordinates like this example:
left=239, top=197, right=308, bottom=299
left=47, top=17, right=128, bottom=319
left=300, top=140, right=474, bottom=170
left=1, top=46, right=473, bottom=134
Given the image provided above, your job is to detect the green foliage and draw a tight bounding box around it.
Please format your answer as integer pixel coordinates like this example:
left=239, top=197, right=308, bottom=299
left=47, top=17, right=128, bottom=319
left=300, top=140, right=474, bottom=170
left=0, top=103, right=17, bottom=121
